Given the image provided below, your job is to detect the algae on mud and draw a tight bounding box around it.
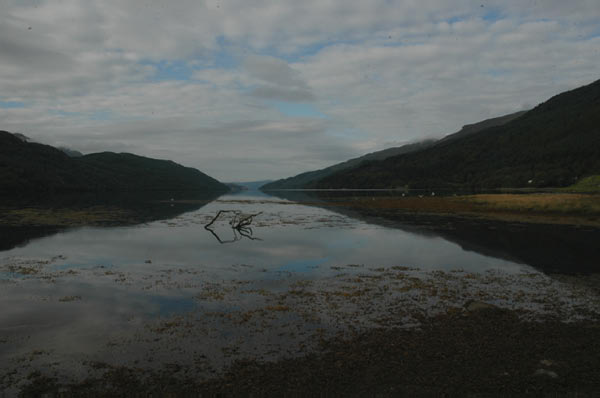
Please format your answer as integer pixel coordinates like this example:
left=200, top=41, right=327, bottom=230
left=10, top=264, right=600, bottom=397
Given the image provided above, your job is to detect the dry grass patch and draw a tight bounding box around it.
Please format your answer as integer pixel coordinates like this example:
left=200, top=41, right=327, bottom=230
left=0, top=206, right=133, bottom=227
left=458, top=193, right=600, bottom=214
left=345, top=193, right=600, bottom=226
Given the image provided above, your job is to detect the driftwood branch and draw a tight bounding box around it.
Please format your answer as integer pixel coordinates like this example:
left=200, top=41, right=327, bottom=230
left=204, top=210, right=263, bottom=244
left=204, top=210, right=239, bottom=229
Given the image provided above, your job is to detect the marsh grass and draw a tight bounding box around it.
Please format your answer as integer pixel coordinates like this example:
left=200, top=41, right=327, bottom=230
left=345, top=193, right=600, bottom=226
left=0, top=206, right=132, bottom=227
left=458, top=193, right=600, bottom=215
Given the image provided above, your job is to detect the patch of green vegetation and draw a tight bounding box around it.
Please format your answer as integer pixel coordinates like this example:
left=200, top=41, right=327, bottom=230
left=563, top=175, right=600, bottom=193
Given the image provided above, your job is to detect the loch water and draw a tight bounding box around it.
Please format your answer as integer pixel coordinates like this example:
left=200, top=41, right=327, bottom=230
left=1, top=189, right=599, bottom=390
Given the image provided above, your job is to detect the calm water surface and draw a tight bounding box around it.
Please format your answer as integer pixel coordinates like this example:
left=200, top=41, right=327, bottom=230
left=1, top=191, right=528, bottom=276
left=1, top=190, right=598, bottom=391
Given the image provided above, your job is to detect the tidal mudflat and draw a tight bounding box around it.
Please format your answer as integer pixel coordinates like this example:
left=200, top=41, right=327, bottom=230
left=1, top=192, right=600, bottom=396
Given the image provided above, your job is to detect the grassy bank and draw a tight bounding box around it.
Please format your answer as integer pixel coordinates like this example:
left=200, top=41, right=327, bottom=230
left=0, top=197, right=215, bottom=228
left=342, top=193, right=600, bottom=227
left=0, top=206, right=135, bottom=227
left=563, top=175, right=600, bottom=193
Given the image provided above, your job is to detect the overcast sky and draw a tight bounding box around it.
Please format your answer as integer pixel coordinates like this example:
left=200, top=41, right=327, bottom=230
left=1, top=1, right=599, bottom=181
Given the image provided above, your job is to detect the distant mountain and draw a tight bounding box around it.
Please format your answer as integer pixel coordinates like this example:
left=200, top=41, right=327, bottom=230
left=433, top=110, right=527, bottom=147
left=316, top=79, right=600, bottom=189
left=262, top=110, right=527, bottom=191
left=232, top=180, right=273, bottom=190
left=77, top=152, right=229, bottom=192
left=317, top=80, right=600, bottom=189
left=225, top=183, right=247, bottom=193
left=261, top=140, right=436, bottom=190
left=0, top=131, right=229, bottom=196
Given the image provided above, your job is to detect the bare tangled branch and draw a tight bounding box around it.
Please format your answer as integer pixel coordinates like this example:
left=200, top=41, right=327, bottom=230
left=204, top=210, right=263, bottom=243
left=205, top=210, right=239, bottom=229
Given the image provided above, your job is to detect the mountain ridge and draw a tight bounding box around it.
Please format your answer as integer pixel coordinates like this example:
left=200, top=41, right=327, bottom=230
left=315, top=78, right=600, bottom=189
left=0, top=130, right=229, bottom=196
left=262, top=110, right=527, bottom=190
left=261, top=140, right=437, bottom=190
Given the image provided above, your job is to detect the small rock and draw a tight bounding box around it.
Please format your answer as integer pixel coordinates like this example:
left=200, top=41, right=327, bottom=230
left=145, top=260, right=152, bottom=264
left=539, top=359, right=555, bottom=367
left=464, top=300, right=498, bottom=312
left=534, top=369, right=558, bottom=378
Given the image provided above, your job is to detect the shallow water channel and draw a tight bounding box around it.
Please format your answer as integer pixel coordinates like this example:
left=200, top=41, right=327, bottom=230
left=1, top=191, right=599, bottom=391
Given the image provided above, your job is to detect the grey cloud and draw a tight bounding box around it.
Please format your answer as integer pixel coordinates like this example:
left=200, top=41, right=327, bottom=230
left=29, top=115, right=360, bottom=181
left=0, top=25, right=72, bottom=73
left=244, top=55, right=308, bottom=88
left=243, top=55, right=315, bottom=102
left=2, top=1, right=600, bottom=181
left=249, top=86, right=315, bottom=102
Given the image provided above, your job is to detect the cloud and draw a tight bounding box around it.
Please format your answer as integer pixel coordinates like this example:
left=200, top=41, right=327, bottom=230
left=1, top=0, right=599, bottom=181
left=243, top=55, right=315, bottom=102
left=248, top=86, right=315, bottom=102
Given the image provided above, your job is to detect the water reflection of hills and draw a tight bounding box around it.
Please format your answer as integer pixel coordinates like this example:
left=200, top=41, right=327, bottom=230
left=270, top=190, right=600, bottom=275
left=0, top=191, right=223, bottom=252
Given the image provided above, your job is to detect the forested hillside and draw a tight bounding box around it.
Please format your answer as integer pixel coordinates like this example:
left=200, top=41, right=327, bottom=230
left=316, top=79, right=600, bottom=190
left=263, top=111, right=526, bottom=191
left=0, top=131, right=229, bottom=196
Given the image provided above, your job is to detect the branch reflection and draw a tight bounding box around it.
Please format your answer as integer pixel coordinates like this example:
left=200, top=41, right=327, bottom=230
left=204, top=210, right=263, bottom=244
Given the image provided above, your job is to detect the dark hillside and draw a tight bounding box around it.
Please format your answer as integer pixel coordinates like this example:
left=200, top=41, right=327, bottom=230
left=434, top=110, right=527, bottom=146
left=317, top=79, right=600, bottom=189
left=0, top=131, right=229, bottom=196
left=263, top=111, right=527, bottom=191
left=76, top=152, right=227, bottom=192
left=0, top=131, right=87, bottom=193
left=262, top=140, right=436, bottom=190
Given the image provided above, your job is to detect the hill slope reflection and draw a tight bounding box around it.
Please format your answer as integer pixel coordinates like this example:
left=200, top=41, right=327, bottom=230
left=204, top=210, right=263, bottom=243
left=0, top=191, right=223, bottom=252
left=270, top=190, right=600, bottom=275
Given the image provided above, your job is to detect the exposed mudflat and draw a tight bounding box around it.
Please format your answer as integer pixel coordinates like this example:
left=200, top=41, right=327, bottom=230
left=2, top=255, right=600, bottom=397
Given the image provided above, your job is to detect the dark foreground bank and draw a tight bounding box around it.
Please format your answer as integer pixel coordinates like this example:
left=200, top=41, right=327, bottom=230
left=19, top=307, right=600, bottom=397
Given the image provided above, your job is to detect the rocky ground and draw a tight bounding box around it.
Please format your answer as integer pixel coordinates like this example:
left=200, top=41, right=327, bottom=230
left=18, top=306, right=600, bottom=397
left=3, top=259, right=599, bottom=397
left=199, top=308, right=600, bottom=397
